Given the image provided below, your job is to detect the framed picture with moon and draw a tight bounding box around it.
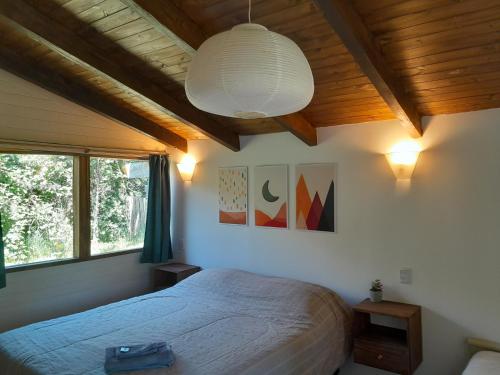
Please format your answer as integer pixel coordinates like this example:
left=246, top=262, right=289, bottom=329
left=295, top=163, right=335, bottom=232
left=254, top=165, right=288, bottom=228
left=218, top=166, right=248, bottom=225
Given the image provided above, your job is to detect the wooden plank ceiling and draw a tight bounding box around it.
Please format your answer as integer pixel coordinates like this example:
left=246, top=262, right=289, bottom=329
left=0, top=0, right=499, bottom=151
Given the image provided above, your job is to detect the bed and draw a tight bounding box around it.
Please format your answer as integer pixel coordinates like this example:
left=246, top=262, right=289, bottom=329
left=0, top=268, right=352, bottom=375
left=463, top=352, right=500, bottom=375
left=463, top=338, right=500, bottom=375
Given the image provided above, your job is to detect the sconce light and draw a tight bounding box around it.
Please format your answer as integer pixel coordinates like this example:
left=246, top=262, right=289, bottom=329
left=386, top=141, right=421, bottom=180
left=177, top=154, right=196, bottom=182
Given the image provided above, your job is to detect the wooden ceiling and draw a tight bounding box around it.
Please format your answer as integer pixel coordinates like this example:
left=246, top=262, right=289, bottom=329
left=0, top=0, right=499, bottom=152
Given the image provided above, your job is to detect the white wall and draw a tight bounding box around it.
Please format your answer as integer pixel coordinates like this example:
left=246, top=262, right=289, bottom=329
left=182, top=109, right=500, bottom=375
left=0, top=253, right=151, bottom=332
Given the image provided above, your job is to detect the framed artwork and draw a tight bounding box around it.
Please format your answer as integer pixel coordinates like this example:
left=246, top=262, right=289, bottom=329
left=254, top=165, right=288, bottom=228
left=218, top=166, right=248, bottom=225
left=295, top=163, right=336, bottom=232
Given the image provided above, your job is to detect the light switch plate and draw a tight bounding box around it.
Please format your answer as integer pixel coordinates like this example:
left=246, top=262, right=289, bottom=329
left=400, top=268, right=412, bottom=284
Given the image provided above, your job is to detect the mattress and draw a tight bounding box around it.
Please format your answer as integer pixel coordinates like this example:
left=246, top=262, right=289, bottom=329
left=463, top=351, right=500, bottom=375
left=0, top=268, right=352, bottom=375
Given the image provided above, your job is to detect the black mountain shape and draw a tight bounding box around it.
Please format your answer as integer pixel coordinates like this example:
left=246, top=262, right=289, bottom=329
left=317, top=181, right=334, bottom=232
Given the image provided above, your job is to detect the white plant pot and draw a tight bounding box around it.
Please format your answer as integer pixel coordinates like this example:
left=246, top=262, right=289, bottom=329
left=370, top=290, right=383, bottom=303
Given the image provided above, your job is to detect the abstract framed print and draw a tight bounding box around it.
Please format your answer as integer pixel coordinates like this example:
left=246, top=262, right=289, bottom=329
left=254, top=165, right=288, bottom=228
left=218, top=166, right=248, bottom=225
left=295, top=163, right=336, bottom=232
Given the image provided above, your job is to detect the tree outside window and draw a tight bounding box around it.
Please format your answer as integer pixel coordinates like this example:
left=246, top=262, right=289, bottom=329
left=90, top=158, right=149, bottom=255
left=0, top=154, right=149, bottom=266
left=0, top=154, right=73, bottom=266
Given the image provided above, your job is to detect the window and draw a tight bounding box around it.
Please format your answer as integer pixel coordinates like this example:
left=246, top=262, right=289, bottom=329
left=0, top=154, right=74, bottom=266
left=90, top=158, right=149, bottom=255
left=0, top=153, right=150, bottom=269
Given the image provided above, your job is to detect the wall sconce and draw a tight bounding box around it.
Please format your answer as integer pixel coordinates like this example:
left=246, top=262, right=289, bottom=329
left=386, top=141, right=421, bottom=180
left=176, top=154, right=197, bottom=182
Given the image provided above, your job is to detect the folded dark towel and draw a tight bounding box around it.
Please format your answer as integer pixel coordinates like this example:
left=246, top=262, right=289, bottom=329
left=105, top=342, right=175, bottom=373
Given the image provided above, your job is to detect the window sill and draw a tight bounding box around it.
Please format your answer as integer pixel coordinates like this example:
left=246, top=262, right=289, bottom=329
left=89, top=248, right=143, bottom=261
left=5, top=248, right=142, bottom=273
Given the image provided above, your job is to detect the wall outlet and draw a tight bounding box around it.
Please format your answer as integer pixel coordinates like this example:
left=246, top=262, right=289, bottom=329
left=400, top=268, right=412, bottom=284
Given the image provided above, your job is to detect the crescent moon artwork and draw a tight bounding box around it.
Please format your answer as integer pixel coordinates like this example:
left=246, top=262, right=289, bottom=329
left=262, top=180, right=279, bottom=202
left=254, top=165, right=288, bottom=228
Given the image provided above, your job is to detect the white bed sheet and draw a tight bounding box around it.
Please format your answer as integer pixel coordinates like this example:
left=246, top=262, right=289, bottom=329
left=463, top=351, right=500, bottom=375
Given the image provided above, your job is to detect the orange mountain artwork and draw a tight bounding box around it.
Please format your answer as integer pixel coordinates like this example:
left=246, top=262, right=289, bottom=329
left=255, top=203, right=287, bottom=228
left=296, top=174, right=312, bottom=230
left=254, top=165, right=288, bottom=228
left=295, top=164, right=335, bottom=232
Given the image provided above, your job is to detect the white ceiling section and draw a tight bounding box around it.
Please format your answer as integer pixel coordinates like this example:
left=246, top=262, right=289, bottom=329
left=0, top=69, right=168, bottom=155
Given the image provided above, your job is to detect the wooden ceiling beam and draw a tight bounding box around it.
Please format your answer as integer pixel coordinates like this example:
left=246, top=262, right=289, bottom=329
left=313, top=0, right=423, bottom=137
left=123, top=0, right=318, bottom=146
left=274, top=114, right=317, bottom=146
left=121, top=0, right=204, bottom=55
left=0, top=1, right=240, bottom=151
left=273, top=112, right=317, bottom=145
left=0, top=48, right=188, bottom=153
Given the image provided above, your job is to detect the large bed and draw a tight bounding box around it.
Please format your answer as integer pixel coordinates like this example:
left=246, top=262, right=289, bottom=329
left=0, top=269, right=352, bottom=374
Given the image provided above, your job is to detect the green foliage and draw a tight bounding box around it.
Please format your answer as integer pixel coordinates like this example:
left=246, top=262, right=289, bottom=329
left=90, top=158, right=148, bottom=253
left=0, top=154, right=73, bottom=265
left=0, top=155, right=149, bottom=265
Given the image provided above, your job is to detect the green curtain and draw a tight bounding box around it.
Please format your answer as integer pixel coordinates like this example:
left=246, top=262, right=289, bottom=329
left=140, top=155, right=173, bottom=263
left=0, top=212, right=6, bottom=289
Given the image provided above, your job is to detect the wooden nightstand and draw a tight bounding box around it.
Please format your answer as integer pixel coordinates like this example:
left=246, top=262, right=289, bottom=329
left=153, top=263, right=201, bottom=290
left=353, top=299, right=422, bottom=375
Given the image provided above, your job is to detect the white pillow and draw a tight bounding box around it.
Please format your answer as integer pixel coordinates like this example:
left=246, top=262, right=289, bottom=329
left=463, top=351, right=500, bottom=375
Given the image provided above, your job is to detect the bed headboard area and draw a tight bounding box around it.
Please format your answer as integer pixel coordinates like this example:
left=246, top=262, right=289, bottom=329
left=467, top=338, right=500, bottom=355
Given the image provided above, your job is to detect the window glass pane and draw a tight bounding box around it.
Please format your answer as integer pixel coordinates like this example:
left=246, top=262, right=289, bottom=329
left=90, top=158, right=149, bottom=255
left=0, top=154, right=74, bottom=266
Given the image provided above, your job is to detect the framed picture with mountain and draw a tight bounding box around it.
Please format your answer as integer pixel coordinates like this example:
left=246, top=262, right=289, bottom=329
left=218, top=166, right=248, bottom=225
left=254, top=165, right=288, bottom=228
left=295, top=163, right=335, bottom=232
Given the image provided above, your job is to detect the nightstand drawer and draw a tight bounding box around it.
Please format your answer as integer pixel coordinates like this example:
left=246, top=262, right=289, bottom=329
left=354, top=346, right=409, bottom=374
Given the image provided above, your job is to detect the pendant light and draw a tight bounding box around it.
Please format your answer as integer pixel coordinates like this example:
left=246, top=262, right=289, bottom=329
left=185, top=0, right=314, bottom=119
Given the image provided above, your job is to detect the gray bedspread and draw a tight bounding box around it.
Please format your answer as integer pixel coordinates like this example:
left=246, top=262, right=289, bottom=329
left=0, top=269, right=352, bottom=375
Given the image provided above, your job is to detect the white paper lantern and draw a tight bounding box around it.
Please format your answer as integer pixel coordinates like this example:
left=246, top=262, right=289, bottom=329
left=185, top=23, right=314, bottom=119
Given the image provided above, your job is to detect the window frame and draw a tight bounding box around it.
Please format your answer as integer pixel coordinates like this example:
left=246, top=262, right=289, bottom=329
left=2, top=152, right=147, bottom=273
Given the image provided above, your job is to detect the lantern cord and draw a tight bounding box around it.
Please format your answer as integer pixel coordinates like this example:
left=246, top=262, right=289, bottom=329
left=248, top=0, right=252, bottom=23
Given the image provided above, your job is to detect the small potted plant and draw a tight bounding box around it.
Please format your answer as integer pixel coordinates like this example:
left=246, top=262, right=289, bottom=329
left=370, top=279, right=383, bottom=303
